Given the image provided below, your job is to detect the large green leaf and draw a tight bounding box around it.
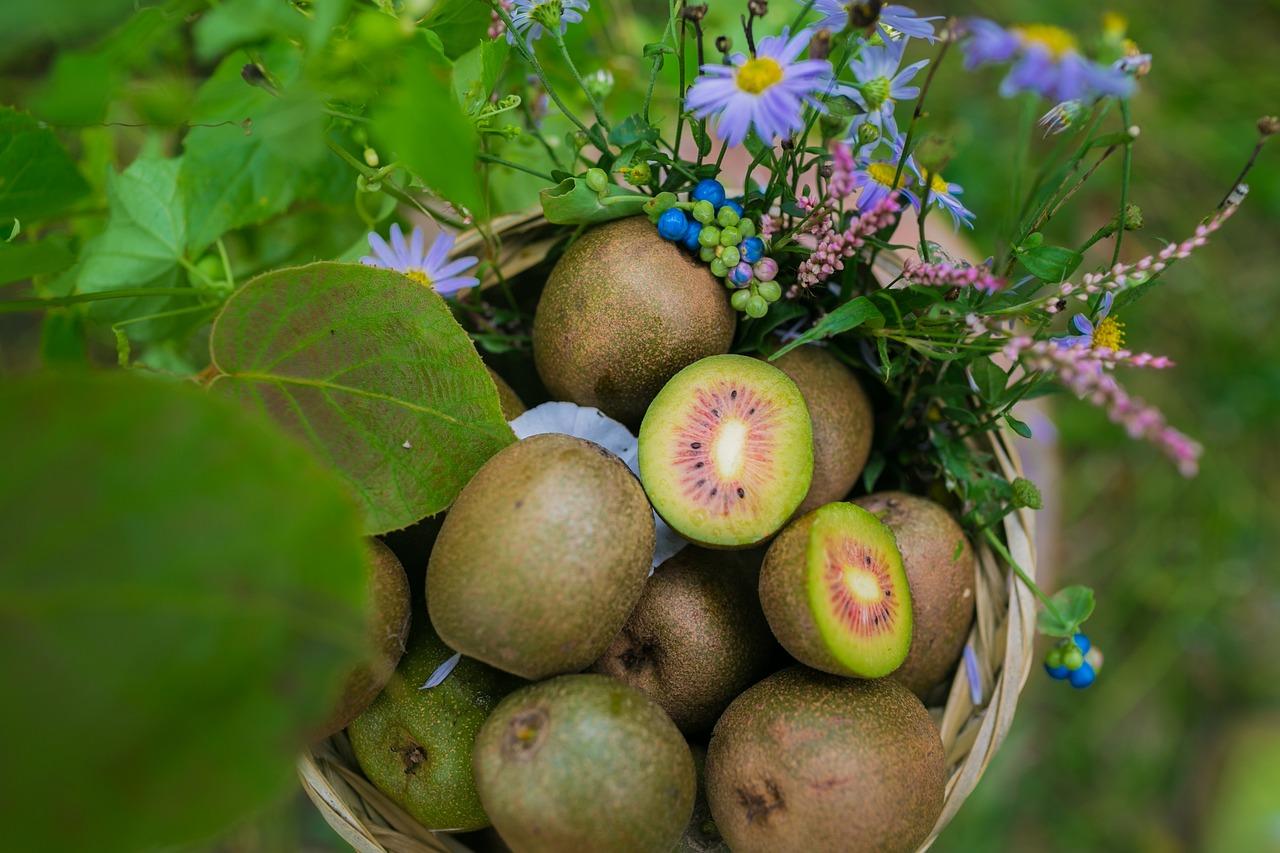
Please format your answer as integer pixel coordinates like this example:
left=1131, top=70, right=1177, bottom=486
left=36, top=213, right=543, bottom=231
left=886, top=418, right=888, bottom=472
left=767, top=296, right=885, bottom=360
left=193, top=0, right=349, bottom=61
left=0, top=371, right=369, bottom=852
left=209, top=262, right=515, bottom=533
left=0, top=106, right=90, bottom=223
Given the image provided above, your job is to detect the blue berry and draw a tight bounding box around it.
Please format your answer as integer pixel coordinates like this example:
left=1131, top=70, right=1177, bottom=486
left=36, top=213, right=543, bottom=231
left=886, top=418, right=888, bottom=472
left=1072, top=633, right=1091, bottom=654
left=729, top=262, right=754, bottom=286
left=741, top=236, right=765, bottom=263
left=1044, top=663, right=1070, bottom=680
left=1068, top=662, right=1096, bottom=689
left=691, top=179, right=726, bottom=207
left=657, top=208, right=690, bottom=241
left=682, top=221, right=703, bottom=251
left=720, top=199, right=744, bottom=217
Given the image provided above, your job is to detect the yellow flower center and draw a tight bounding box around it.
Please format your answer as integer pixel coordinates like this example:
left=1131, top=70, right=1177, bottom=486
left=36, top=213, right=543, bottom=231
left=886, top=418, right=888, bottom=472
left=736, top=57, right=784, bottom=95
left=929, top=172, right=950, bottom=195
left=1102, top=12, right=1128, bottom=39
left=866, top=162, right=905, bottom=188
left=1092, top=316, right=1125, bottom=351
left=404, top=269, right=435, bottom=288
left=1012, top=24, right=1079, bottom=59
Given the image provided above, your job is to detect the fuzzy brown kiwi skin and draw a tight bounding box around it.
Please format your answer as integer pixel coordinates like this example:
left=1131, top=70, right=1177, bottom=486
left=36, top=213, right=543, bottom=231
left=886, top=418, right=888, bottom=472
left=427, top=434, right=656, bottom=679
left=705, top=667, right=945, bottom=853
left=533, top=217, right=736, bottom=426
left=767, top=346, right=873, bottom=514
left=591, top=547, right=780, bottom=735
left=854, top=491, right=975, bottom=697
left=313, top=538, right=411, bottom=738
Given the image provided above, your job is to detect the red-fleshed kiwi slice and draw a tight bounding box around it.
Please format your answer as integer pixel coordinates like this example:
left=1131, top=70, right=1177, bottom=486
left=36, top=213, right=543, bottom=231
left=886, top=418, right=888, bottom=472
left=759, top=502, right=912, bottom=678
left=638, top=355, right=813, bottom=548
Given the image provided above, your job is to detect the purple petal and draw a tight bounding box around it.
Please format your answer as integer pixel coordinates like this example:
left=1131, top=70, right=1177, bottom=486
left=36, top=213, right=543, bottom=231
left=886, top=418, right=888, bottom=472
left=1072, top=314, right=1094, bottom=336
left=433, top=255, right=479, bottom=279
left=963, top=643, right=983, bottom=705
left=419, top=652, right=462, bottom=689
left=425, top=231, right=453, bottom=271
left=434, top=275, right=480, bottom=296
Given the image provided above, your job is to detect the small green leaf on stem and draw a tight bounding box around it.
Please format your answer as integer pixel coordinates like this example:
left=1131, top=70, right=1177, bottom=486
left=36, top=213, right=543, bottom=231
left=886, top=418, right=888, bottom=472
left=1037, top=585, right=1096, bottom=637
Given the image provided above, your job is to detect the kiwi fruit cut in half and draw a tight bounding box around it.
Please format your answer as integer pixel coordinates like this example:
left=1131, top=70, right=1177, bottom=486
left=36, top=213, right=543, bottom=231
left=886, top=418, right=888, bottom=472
left=705, top=667, right=945, bottom=853
left=348, top=619, right=522, bottom=832
left=854, top=492, right=976, bottom=698
left=313, top=538, right=412, bottom=738
left=767, top=345, right=873, bottom=513
left=638, top=354, right=814, bottom=548
left=427, top=433, right=655, bottom=679
left=533, top=216, right=736, bottom=425
left=758, top=502, right=911, bottom=678
left=591, top=547, right=779, bottom=734
left=472, top=673, right=696, bottom=853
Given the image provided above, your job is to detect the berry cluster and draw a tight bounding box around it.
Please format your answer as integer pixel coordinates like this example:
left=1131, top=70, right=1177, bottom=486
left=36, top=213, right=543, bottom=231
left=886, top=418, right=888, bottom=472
left=646, top=179, right=781, bottom=319
left=1043, top=633, right=1103, bottom=689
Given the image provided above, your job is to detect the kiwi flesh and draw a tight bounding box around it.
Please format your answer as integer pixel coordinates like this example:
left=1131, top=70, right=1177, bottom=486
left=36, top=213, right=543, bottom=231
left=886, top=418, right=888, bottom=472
left=705, top=667, right=945, bottom=853
left=347, top=619, right=522, bottom=831
left=472, top=673, right=696, bottom=853
left=638, top=354, right=814, bottom=548
left=591, top=547, right=779, bottom=734
left=854, top=492, right=975, bottom=697
left=758, top=502, right=911, bottom=678
left=427, top=433, right=655, bottom=679
left=314, top=538, right=412, bottom=738
left=768, top=345, right=873, bottom=513
left=533, top=216, right=736, bottom=425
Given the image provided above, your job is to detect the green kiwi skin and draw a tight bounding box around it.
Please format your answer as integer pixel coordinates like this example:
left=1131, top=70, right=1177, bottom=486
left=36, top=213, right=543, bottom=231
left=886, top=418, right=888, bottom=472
left=426, top=433, right=655, bottom=679
left=591, top=547, right=780, bottom=735
left=472, top=674, right=696, bottom=853
left=705, top=667, right=945, bottom=853
left=854, top=491, right=976, bottom=698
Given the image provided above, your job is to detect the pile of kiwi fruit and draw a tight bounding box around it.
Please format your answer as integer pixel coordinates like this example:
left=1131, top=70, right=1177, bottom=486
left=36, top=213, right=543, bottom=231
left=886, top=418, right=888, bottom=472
left=328, top=218, right=980, bottom=853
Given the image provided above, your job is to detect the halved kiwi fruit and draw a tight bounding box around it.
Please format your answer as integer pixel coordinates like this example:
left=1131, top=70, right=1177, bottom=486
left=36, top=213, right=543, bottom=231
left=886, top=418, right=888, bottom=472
left=638, top=354, right=813, bottom=548
left=759, top=502, right=911, bottom=678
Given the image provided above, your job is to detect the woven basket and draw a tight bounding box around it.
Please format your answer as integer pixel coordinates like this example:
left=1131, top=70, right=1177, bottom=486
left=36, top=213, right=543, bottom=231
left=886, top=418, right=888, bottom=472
left=299, top=212, right=1040, bottom=853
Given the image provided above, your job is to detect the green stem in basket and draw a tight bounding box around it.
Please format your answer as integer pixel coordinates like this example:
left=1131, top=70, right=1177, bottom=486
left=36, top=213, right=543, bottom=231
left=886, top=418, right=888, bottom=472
left=983, top=528, right=1068, bottom=627
left=478, top=153, right=557, bottom=183
left=1110, top=99, right=1134, bottom=266
left=552, top=30, right=611, bottom=133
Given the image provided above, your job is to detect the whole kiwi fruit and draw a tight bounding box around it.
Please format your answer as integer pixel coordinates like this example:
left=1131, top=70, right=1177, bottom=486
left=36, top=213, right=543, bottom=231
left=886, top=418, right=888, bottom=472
left=487, top=366, right=526, bottom=420
left=473, top=673, right=696, bottom=853
left=705, top=667, right=945, bottom=853
left=533, top=216, right=736, bottom=425
left=854, top=491, right=976, bottom=697
left=314, top=538, right=411, bottom=738
left=768, top=345, right=873, bottom=513
left=348, top=619, right=522, bottom=831
left=591, top=547, right=779, bottom=734
left=427, top=433, right=655, bottom=679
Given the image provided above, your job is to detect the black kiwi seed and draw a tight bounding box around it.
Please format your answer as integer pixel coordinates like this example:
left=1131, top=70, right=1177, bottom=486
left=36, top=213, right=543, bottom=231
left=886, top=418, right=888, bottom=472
left=737, top=488, right=746, bottom=498
left=691, top=442, right=702, bottom=449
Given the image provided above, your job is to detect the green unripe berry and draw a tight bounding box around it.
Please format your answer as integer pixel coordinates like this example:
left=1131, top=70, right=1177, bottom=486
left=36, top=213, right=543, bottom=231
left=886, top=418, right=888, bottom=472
left=716, top=205, right=740, bottom=227
left=738, top=218, right=757, bottom=238
left=745, top=294, right=768, bottom=318
left=709, top=258, right=728, bottom=277
left=584, top=168, right=609, bottom=194
left=1062, top=646, right=1084, bottom=671
left=699, top=225, right=721, bottom=247
left=699, top=246, right=717, bottom=263
left=757, top=280, right=782, bottom=302
left=692, top=200, right=716, bottom=224
left=721, top=246, right=741, bottom=267
left=719, top=226, right=742, bottom=246
left=731, top=289, right=752, bottom=311
left=1045, top=647, right=1064, bottom=669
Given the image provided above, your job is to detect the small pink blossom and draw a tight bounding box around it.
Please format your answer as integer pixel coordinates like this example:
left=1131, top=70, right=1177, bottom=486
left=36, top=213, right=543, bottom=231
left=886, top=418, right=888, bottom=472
left=902, top=256, right=1007, bottom=294
left=489, top=0, right=513, bottom=39
left=793, top=194, right=900, bottom=291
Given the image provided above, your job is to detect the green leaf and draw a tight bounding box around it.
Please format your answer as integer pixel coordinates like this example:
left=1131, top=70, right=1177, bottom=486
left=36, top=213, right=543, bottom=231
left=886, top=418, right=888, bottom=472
left=767, top=297, right=884, bottom=360
left=193, top=0, right=349, bottom=61
left=1037, top=585, right=1096, bottom=637
left=0, top=371, right=369, bottom=852
left=423, top=0, right=491, bottom=58
left=734, top=301, right=807, bottom=354
left=0, top=237, right=75, bottom=285
left=453, top=38, right=510, bottom=114
left=968, top=356, right=1007, bottom=402
left=1004, top=413, right=1033, bottom=438
left=0, top=106, right=90, bottom=223
left=374, top=43, right=483, bottom=215
left=209, top=262, right=515, bottom=533
left=540, top=177, right=648, bottom=225
left=610, top=113, right=661, bottom=147
left=180, top=43, right=330, bottom=253
left=1019, top=244, right=1083, bottom=283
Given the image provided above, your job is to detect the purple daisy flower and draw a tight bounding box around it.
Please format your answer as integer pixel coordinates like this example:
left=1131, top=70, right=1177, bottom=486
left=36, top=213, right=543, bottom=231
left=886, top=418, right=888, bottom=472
left=1053, top=292, right=1118, bottom=349
left=506, top=0, right=589, bottom=46
left=891, top=136, right=975, bottom=230
left=839, top=36, right=928, bottom=146
left=809, top=2, right=941, bottom=44
left=686, top=27, right=833, bottom=148
left=850, top=159, right=916, bottom=212
left=361, top=224, right=480, bottom=296
left=961, top=19, right=1135, bottom=102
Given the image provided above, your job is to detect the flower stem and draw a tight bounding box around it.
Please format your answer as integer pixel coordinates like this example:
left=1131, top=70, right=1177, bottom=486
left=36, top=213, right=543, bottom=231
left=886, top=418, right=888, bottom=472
left=1110, top=99, right=1134, bottom=266
left=552, top=30, right=611, bottom=133
left=326, top=138, right=469, bottom=230
left=0, top=288, right=205, bottom=314
left=891, top=30, right=953, bottom=189
left=477, top=153, right=556, bottom=182
left=983, top=527, right=1068, bottom=627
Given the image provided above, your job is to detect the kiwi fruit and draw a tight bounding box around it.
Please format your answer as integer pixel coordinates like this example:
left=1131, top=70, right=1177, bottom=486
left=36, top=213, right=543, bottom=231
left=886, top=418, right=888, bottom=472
left=533, top=216, right=736, bottom=425
left=758, top=502, right=912, bottom=678
left=768, top=345, right=873, bottom=513
left=314, top=538, right=412, bottom=738
left=854, top=492, right=975, bottom=697
left=680, top=745, right=730, bottom=853
left=473, top=673, right=696, bottom=853
left=638, top=354, right=814, bottom=548
left=487, top=366, right=526, bottom=420
left=427, top=433, right=655, bottom=679
left=705, top=667, right=945, bottom=853
left=591, top=547, right=779, bottom=734
left=348, top=620, right=522, bottom=831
